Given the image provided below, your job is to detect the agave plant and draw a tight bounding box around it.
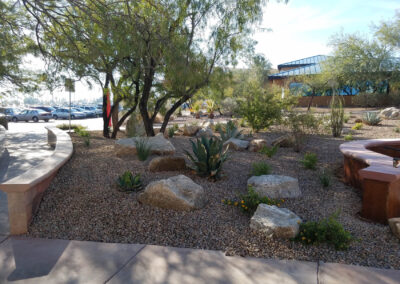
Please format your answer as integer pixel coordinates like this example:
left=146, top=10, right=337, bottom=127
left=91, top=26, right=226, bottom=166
left=218, top=120, right=243, bottom=142
left=185, top=136, right=228, bottom=180
left=362, top=111, right=382, bottom=126
left=117, top=171, right=143, bottom=192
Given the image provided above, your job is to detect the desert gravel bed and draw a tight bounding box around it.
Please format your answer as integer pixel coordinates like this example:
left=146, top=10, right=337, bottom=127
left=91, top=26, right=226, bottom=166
left=28, top=117, right=400, bottom=269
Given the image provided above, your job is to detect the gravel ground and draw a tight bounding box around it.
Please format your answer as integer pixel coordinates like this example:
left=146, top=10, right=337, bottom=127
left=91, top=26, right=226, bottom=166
left=27, top=116, right=400, bottom=269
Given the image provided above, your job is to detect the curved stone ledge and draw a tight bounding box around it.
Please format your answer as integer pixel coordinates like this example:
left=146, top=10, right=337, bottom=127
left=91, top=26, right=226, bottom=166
left=0, top=126, right=73, bottom=234
left=340, top=139, right=400, bottom=223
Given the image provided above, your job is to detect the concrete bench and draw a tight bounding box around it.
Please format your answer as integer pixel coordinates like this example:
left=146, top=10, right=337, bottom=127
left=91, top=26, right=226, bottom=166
left=340, top=139, right=400, bottom=223
left=0, top=127, right=73, bottom=234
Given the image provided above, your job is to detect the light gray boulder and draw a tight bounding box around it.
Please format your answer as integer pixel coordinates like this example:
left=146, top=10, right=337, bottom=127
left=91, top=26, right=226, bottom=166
left=148, top=156, right=186, bottom=172
left=126, top=114, right=146, bottom=137
left=223, top=138, right=249, bottom=151
left=196, top=127, right=213, bottom=138
left=250, top=204, right=301, bottom=238
left=249, top=139, right=268, bottom=152
left=380, top=107, right=400, bottom=119
left=115, top=133, right=175, bottom=157
left=183, top=124, right=200, bottom=136
left=389, top=218, right=400, bottom=240
left=138, top=175, right=206, bottom=211
left=247, top=175, right=301, bottom=199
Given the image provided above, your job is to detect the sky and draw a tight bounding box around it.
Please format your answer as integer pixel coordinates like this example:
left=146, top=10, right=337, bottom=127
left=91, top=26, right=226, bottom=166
left=4, top=0, right=400, bottom=105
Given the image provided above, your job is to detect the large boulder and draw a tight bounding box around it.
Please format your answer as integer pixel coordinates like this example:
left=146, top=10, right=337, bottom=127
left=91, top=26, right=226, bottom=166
left=250, top=204, right=301, bottom=239
left=138, top=175, right=206, bottom=211
left=223, top=138, right=249, bottom=151
left=380, top=107, right=400, bottom=120
left=148, top=156, right=186, bottom=172
left=247, top=175, right=301, bottom=199
left=388, top=218, right=400, bottom=240
left=183, top=124, right=200, bottom=136
left=271, top=135, right=294, bottom=148
left=115, top=133, right=175, bottom=157
left=126, top=114, right=146, bottom=137
left=196, top=127, right=213, bottom=138
left=249, top=139, right=267, bottom=152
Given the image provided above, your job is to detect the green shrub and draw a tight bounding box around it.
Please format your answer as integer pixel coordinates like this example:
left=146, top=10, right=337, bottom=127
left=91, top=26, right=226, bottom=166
left=362, top=111, right=382, bottom=126
left=117, top=171, right=143, bottom=192
left=251, top=161, right=271, bottom=176
left=330, top=95, right=344, bottom=137
left=75, top=127, right=90, bottom=147
left=57, top=123, right=85, bottom=131
left=218, top=120, right=243, bottom=142
left=319, top=169, right=331, bottom=188
left=222, top=186, right=283, bottom=214
left=343, top=113, right=350, bottom=123
left=293, top=212, right=353, bottom=250
left=185, top=136, right=228, bottom=180
left=135, top=138, right=152, bottom=161
left=344, top=133, right=353, bottom=141
left=301, top=152, right=318, bottom=170
left=259, top=145, right=279, bottom=158
left=394, top=127, right=400, bottom=133
left=351, top=122, right=363, bottom=130
left=285, top=111, right=320, bottom=152
left=167, top=127, right=175, bottom=138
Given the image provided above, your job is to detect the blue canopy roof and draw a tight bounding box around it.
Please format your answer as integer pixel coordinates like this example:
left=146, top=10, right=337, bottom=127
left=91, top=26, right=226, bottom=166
left=269, top=55, right=327, bottom=79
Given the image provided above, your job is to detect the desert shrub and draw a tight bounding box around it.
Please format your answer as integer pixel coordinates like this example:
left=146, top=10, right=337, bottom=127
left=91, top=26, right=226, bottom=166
left=135, top=138, right=152, bottom=161
left=185, top=136, right=228, bottom=180
left=353, top=92, right=400, bottom=107
left=343, top=113, right=350, bottom=123
left=57, top=123, right=85, bottom=131
left=117, top=171, right=143, bottom=192
left=237, top=81, right=285, bottom=132
left=75, top=127, right=90, bottom=147
left=218, top=120, right=243, bottom=142
left=394, top=126, right=400, bottom=133
left=220, top=97, right=238, bottom=116
left=301, top=152, right=318, bottom=170
left=293, top=212, right=353, bottom=250
left=167, top=123, right=179, bottom=138
left=351, top=122, right=363, bottom=130
left=222, top=186, right=283, bottom=214
left=362, top=111, right=382, bottom=126
left=285, top=111, right=320, bottom=152
left=319, top=169, right=331, bottom=188
left=259, top=144, right=279, bottom=158
left=330, top=95, right=344, bottom=137
left=251, top=161, right=271, bottom=176
left=344, top=133, right=353, bottom=141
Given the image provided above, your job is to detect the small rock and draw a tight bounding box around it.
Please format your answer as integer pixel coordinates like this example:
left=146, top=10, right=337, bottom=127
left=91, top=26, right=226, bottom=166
left=115, top=133, right=175, bottom=157
left=138, top=175, right=206, bottom=211
left=148, top=156, right=186, bottom=172
left=249, top=139, right=267, bottom=152
left=223, top=138, right=249, bottom=151
left=196, top=127, right=213, bottom=138
left=247, top=175, right=301, bottom=199
left=388, top=218, right=400, bottom=240
left=183, top=124, right=200, bottom=136
left=354, top=118, right=363, bottom=123
left=250, top=204, right=301, bottom=238
left=271, top=135, right=294, bottom=148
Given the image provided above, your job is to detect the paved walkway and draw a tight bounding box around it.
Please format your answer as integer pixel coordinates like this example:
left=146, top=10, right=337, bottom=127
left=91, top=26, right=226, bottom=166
left=0, top=237, right=399, bottom=284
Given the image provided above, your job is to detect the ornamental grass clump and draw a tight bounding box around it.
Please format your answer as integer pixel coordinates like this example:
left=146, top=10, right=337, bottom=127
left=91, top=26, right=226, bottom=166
left=259, top=144, right=279, bottom=158
left=319, top=169, right=331, bottom=188
left=251, top=161, right=271, bottom=176
left=293, top=211, right=353, bottom=250
left=222, top=186, right=283, bottom=214
left=301, top=152, right=318, bottom=170
left=117, top=171, right=143, bottom=192
left=135, top=138, right=152, bottom=161
left=185, top=136, right=228, bottom=180
left=75, top=127, right=90, bottom=147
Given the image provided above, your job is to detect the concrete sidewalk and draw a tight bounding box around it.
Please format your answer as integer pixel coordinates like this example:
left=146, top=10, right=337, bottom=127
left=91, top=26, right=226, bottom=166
left=0, top=237, right=399, bottom=284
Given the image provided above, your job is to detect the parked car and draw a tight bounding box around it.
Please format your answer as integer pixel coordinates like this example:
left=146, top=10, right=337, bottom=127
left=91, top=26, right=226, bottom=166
left=82, top=106, right=101, bottom=117
left=11, top=109, right=52, bottom=122
left=0, top=107, right=19, bottom=121
left=32, top=106, right=56, bottom=113
left=52, top=108, right=86, bottom=120
left=73, top=107, right=96, bottom=118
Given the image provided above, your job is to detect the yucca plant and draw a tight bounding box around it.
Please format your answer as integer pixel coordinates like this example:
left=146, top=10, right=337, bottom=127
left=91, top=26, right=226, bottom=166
left=362, top=112, right=381, bottom=126
left=135, top=138, right=152, bottom=161
left=218, top=120, right=243, bottom=142
left=185, top=136, right=228, bottom=180
left=117, top=171, right=143, bottom=192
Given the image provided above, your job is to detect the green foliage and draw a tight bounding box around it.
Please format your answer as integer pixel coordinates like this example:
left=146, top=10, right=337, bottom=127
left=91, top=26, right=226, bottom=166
left=57, top=124, right=85, bottom=131
left=73, top=126, right=90, bottom=147
left=362, top=112, right=382, bottom=126
left=185, top=136, right=228, bottom=180
left=394, top=126, right=400, bottom=133
left=135, top=138, right=152, bottom=161
left=344, top=133, right=354, bottom=141
left=238, top=82, right=285, bottom=132
left=343, top=113, right=350, bottom=123
left=223, top=186, right=283, bottom=214
left=301, top=153, right=318, bottom=170
left=251, top=161, right=271, bottom=176
left=330, top=95, right=344, bottom=137
left=117, top=171, right=143, bottom=192
left=293, top=212, right=353, bottom=250
left=259, top=145, right=279, bottom=158
left=218, top=120, right=243, bottom=142
left=285, top=111, right=320, bottom=152
left=168, top=126, right=176, bottom=138
left=319, top=169, right=331, bottom=188
left=351, top=122, right=363, bottom=130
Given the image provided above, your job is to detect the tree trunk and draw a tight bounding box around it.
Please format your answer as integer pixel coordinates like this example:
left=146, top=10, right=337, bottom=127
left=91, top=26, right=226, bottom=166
left=102, top=74, right=111, bottom=138
left=160, top=95, right=189, bottom=133
left=111, top=104, right=137, bottom=139
left=307, top=90, right=315, bottom=111
left=112, top=101, right=119, bottom=131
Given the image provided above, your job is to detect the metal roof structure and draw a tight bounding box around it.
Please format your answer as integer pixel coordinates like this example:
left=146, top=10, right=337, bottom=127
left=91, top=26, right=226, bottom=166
left=269, top=55, right=328, bottom=79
